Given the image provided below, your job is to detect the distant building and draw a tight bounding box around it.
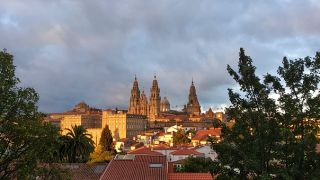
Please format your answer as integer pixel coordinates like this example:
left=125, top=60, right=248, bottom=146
left=102, top=109, right=147, bottom=141
left=184, top=80, right=201, bottom=117
left=128, top=75, right=207, bottom=122
left=47, top=101, right=102, bottom=145
left=170, top=149, right=205, bottom=162
left=128, top=75, right=162, bottom=120
left=191, top=128, right=221, bottom=146
left=99, top=154, right=213, bottom=180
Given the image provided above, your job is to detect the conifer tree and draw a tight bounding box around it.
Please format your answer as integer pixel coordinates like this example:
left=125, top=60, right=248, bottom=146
left=99, top=125, right=114, bottom=152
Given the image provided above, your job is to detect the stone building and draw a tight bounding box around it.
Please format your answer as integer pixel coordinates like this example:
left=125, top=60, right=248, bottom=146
left=102, top=109, right=147, bottom=140
left=128, top=76, right=204, bottom=121
left=128, top=76, right=140, bottom=115
left=184, top=80, right=201, bottom=116
left=149, top=75, right=161, bottom=120
left=128, top=75, right=164, bottom=121
left=47, top=101, right=102, bottom=145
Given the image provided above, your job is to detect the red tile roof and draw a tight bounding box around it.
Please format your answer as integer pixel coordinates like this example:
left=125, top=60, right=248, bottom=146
left=192, top=128, right=221, bottom=141
left=39, top=163, right=107, bottom=180
left=100, top=155, right=167, bottom=180
left=128, top=146, right=164, bottom=156
left=168, top=173, right=213, bottom=180
left=152, top=144, right=170, bottom=150
left=67, top=163, right=107, bottom=180
left=170, top=149, right=204, bottom=156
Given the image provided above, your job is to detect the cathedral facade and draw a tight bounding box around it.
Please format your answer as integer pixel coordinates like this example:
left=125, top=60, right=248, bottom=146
left=128, top=75, right=201, bottom=120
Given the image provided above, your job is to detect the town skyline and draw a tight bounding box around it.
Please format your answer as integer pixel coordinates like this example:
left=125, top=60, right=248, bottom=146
left=1, top=1, right=320, bottom=112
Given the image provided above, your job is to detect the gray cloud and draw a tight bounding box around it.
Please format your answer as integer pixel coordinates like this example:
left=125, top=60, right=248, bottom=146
left=1, top=0, right=320, bottom=112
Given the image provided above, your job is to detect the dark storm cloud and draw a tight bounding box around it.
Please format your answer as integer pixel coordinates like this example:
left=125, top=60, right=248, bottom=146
left=0, top=0, right=320, bottom=112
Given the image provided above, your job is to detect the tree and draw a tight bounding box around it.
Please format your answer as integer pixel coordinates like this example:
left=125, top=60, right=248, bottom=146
left=0, top=49, right=62, bottom=179
left=213, top=48, right=281, bottom=179
left=89, top=145, right=114, bottom=163
left=173, top=129, right=191, bottom=145
left=59, top=125, right=95, bottom=163
left=214, top=48, right=320, bottom=179
left=212, top=118, right=222, bottom=128
left=178, top=156, right=219, bottom=175
left=264, top=52, right=320, bottom=178
left=99, top=125, right=114, bottom=152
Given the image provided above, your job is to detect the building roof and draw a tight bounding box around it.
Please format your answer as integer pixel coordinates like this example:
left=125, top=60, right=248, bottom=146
left=170, top=149, right=204, bottom=156
left=100, top=155, right=167, bottom=180
left=128, top=146, right=164, bottom=156
left=152, top=144, right=170, bottom=150
left=192, top=128, right=221, bottom=141
left=40, top=163, right=107, bottom=180
left=67, top=163, right=107, bottom=180
left=168, top=173, right=213, bottom=180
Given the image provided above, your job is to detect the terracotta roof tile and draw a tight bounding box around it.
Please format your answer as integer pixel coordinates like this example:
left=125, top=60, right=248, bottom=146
left=168, top=173, right=213, bottom=180
left=128, top=146, right=164, bottom=156
left=40, top=163, right=107, bottom=180
left=152, top=144, right=170, bottom=150
left=100, top=155, right=167, bottom=180
left=192, top=128, right=221, bottom=141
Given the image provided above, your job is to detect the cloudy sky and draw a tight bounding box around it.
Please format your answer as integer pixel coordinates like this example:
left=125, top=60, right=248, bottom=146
left=1, top=0, right=320, bottom=113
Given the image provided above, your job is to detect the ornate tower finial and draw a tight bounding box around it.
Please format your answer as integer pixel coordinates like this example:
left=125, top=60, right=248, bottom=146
left=192, top=77, right=194, bottom=85
left=134, top=74, right=137, bottom=80
left=154, top=73, right=156, bottom=79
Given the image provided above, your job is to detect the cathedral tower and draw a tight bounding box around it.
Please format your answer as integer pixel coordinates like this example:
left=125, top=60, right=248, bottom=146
left=186, top=80, right=201, bottom=116
left=149, top=75, right=161, bottom=119
left=128, top=76, right=140, bottom=114
left=140, top=89, right=149, bottom=116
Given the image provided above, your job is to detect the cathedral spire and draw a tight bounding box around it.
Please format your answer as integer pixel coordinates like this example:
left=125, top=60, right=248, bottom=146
left=186, top=79, right=201, bottom=116
left=149, top=75, right=161, bottom=119
left=128, top=75, right=140, bottom=114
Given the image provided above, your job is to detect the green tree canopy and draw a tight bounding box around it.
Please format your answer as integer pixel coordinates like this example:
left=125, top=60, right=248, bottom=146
left=212, top=118, right=222, bottom=128
left=213, top=48, right=320, bottom=179
left=0, top=49, right=61, bottom=179
left=59, top=125, right=95, bottom=163
left=173, top=129, right=191, bottom=145
left=99, top=125, right=114, bottom=152
left=177, top=156, right=219, bottom=174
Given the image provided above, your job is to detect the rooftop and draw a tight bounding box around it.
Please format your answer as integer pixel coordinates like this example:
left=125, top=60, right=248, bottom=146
left=128, top=146, right=164, bottom=156
left=100, top=155, right=167, bottom=180
left=168, top=173, right=213, bottom=180
left=192, top=128, right=221, bottom=141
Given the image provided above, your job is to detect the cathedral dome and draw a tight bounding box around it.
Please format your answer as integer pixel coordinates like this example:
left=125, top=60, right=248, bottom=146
left=161, top=97, right=170, bottom=105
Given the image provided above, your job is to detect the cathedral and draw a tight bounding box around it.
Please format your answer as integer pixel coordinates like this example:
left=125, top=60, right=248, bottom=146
left=128, top=75, right=201, bottom=120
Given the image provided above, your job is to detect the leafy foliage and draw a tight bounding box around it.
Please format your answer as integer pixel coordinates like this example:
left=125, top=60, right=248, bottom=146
left=264, top=53, right=320, bottom=178
left=89, top=145, right=114, bottom=163
left=177, top=156, right=219, bottom=174
left=213, top=48, right=320, bottom=179
left=0, top=49, right=63, bottom=179
left=173, top=129, right=191, bottom=145
left=59, top=125, right=95, bottom=163
left=212, top=118, right=223, bottom=128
